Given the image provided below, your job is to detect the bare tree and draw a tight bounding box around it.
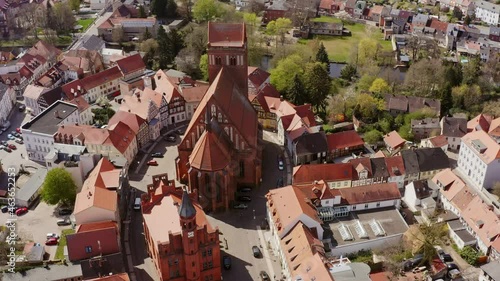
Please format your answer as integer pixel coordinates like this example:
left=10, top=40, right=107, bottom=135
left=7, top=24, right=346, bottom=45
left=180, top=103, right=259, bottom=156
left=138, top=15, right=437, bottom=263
left=406, top=35, right=440, bottom=61
left=17, top=3, right=46, bottom=38
left=111, top=26, right=125, bottom=43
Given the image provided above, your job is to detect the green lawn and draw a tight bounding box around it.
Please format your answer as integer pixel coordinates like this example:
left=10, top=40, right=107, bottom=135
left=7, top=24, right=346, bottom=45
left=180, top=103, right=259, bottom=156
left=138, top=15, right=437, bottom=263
left=301, top=16, right=393, bottom=62
left=77, top=18, right=95, bottom=32
left=54, top=229, right=75, bottom=260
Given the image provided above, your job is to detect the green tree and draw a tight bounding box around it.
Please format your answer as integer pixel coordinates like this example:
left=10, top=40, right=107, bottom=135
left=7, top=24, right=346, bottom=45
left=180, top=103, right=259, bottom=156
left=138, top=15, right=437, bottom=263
left=451, top=84, right=482, bottom=109
left=192, top=0, right=225, bottom=22
left=378, top=118, right=392, bottom=134
left=439, top=86, right=453, bottom=116
left=364, top=129, right=383, bottom=144
left=270, top=54, right=304, bottom=94
left=369, top=78, right=390, bottom=94
left=199, top=53, right=208, bottom=81
left=243, top=12, right=258, bottom=34
left=459, top=246, right=479, bottom=265
left=92, top=107, right=115, bottom=124
left=357, top=75, right=376, bottom=92
left=464, top=15, right=472, bottom=25
left=357, top=38, right=380, bottom=66
left=353, top=93, right=385, bottom=122
left=157, top=26, right=171, bottom=68
left=69, top=0, right=80, bottom=11
left=340, top=64, right=357, bottom=81
left=483, top=100, right=500, bottom=117
left=138, top=5, right=147, bottom=18
left=462, top=57, right=481, bottom=85
left=398, top=123, right=412, bottom=140
left=142, top=27, right=152, bottom=40
left=165, top=0, right=178, bottom=18
left=140, top=39, right=159, bottom=69
left=41, top=168, right=77, bottom=205
left=288, top=74, right=306, bottom=106
left=302, top=62, right=331, bottom=112
left=315, top=42, right=329, bottom=65
left=266, top=18, right=292, bottom=46
left=152, top=0, right=167, bottom=17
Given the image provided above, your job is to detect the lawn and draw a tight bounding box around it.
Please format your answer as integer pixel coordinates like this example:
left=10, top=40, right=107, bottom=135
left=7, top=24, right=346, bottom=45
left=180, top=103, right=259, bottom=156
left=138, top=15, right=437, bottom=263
left=77, top=18, right=95, bottom=32
left=54, top=228, right=75, bottom=260
left=301, top=16, right=393, bottom=62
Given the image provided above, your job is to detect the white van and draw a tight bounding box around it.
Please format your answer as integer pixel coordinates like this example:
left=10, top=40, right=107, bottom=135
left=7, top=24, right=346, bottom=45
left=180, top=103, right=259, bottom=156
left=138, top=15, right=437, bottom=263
left=134, top=198, right=141, bottom=210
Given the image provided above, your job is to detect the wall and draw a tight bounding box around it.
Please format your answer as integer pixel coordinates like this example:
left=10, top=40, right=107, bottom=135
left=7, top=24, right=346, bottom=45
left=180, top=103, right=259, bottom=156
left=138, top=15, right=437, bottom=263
left=329, top=233, right=404, bottom=257
left=327, top=180, right=352, bottom=189
left=348, top=199, right=400, bottom=212
left=74, top=207, right=115, bottom=225
left=449, top=228, right=475, bottom=249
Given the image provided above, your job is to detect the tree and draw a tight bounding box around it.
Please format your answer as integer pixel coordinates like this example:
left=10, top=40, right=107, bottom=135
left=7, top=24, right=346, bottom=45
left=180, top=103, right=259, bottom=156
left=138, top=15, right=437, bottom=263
left=459, top=246, right=479, bottom=265
left=483, top=101, right=500, bottom=117
left=270, top=54, right=304, bottom=94
left=243, top=12, right=258, bottom=34
left=406, top=35, right=440, bottom=61
left=138, top=5, right=147, bottom=18
left=140, top=39, right=159, bottom=69
left=48, top=2, right=76, bottom=35
left=288, top=74, right=306, bottom=106
left=378, top=117, right=393, bottom=134
left=357, top=38, right=380, bottom=66
left=41, top=168, right=77, bottom=205
left=451, top=84, right=482, bottom=109
left=452, top=7, right=463, bottom=20
left=92, top=107, right=115, bottom=124
left=69, top=0, right=80, bottom=12
left=364, top=129, right=383, bottom=144
left=404, top=59, right=444, bottom=97
left=165, top=0, right=178, bottom=18
left=19, top=3, right=46, bottom=38
left=266, top=18, right=292, bottom=47
left=439, top=86, right=453, bottom=116
left=182, top=23, right=208, bottom=56
left=178, top=0, right=191, bottom=19
left=353, top=93, right=385, bottom=122
left=315, top=42, right=329, bottom=65
left=462, top=57, right=481, bottom=85
left=142, top=27, right=153, bottom=40
left=369, top=78, right=390, bottom=94
left=192, top=0, right=225, bottom=22
left=464, top=15, right=472, bottom=25
left=112, top=26, right=125, bottom=43
left=340, top=64, right=357, bottom=81
left=199, top=53, right=209, bottom=81
left=302, top=62, right=331, bottom=113
left=175, top=48, right=202, bottom=78
left=357, top=75, right=376, bottom=92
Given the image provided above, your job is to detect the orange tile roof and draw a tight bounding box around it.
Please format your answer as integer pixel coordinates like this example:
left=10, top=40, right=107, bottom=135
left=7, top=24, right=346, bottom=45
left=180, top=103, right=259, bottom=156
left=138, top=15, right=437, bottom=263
left=153, top=70, right=185, bottom=103
left=462, top=196, right=500, bottom=248
left=432, top=169, right=466, bottom=203
left=76, top=220, right=117, bottom=233
left=429, top=18, right=449, bottom=32
left=208, top=22, right=246, bottom=47
left=295, top=180, right=341, bottom=201
left=88, top=273, right=130, bottom=281
left=488, top=117, right=500, bottom=137
left=429, top=135, right=448, bottom=147
left=450, top=185, right=477, bottom=211
left=189, top=129, right=231, bottom=171
left=82, top=66, right=123, bottom=90
left=27, top=40, right=62, bottom=59
left=468, top=113, right=493, bottom=132
left=106, top=121, right=137, bottom=154
left=349, top=157, right=372, bottom=178
left=74, top=179, right=117, bottom=215
left=384, top=155, right=405, bottom=177
left=492, top=236, right=500, bottom=253
left=462, top=130, right=500, bottom=164
left=85, top=157, right=121, bottom=190
left=115, top=53, right=145, bottom=76
left=68, top=96, right=90, bottom=113
left=293, top=252, right=335, bottom=281
left=293, top=163, right=353, bottom=184
left=281, top=222, right=326, bottom=275
left=266, top=186, right=322, bottom=237
left=326, top=130, right=364, bottom=151
left=384, top=130, right=406, bottom=149
left=120, top=88, right=162, bottom=120
left=339, top=182, right=400, bottom=205
left=108, top=111, right=146, bottom=134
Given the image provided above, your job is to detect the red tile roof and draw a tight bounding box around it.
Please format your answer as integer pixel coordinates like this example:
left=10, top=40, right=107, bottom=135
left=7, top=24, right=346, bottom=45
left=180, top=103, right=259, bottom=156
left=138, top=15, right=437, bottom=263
left=430, top=18, right=449, bottom=32
left=76, top=221, right=117, bottom=233
left=339, top=182, right=401, bottom=205
left=384, top=130, right=406, bottom=150
left=247, top=66, right=270, bottom=89
left=108, top=111, right=146, bottom=135
left=319, top=0, right=334, bottom=10
left=88, top=273, right=130, bottom=281
left=348, top=157, right=372, bottom=178
left=66, top=226, right=120, bottom=261
left=106, top=121, right=137, bottom=154
left=208, top=22, right=246, bottom=47
left=189, top=129, right=231, bottom=171
left=115, top=53, right=145, bottom=76
left=384, top=155, right=405, bottom=177
left=295, top=180, right=341, bottom=200
left=82, top=66, right=123, bottom=90
left=293, top=163, right=353, bottom=184
left=468, top=113, right=493, bottom=132
left=429, top=135, right=448, bottom=147
left=488, top=117, right=500, bottom=138
left=326, top=130, right=364, bottom=151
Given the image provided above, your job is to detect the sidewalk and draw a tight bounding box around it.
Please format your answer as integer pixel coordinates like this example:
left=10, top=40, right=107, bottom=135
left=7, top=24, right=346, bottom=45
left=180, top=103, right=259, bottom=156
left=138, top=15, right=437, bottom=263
left=262, top=131, right=292, bottom=185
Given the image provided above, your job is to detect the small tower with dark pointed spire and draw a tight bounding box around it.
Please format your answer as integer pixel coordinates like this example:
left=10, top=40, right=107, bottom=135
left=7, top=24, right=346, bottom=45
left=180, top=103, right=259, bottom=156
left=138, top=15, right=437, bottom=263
left=179, top=190, right=200, bottom=281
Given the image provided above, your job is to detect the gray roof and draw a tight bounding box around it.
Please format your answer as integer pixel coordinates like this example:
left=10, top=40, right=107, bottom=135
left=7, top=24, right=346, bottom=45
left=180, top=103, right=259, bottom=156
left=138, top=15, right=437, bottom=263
left=415, top=147, right=449, bottom=172
left=164, top=69, right=187, bottom=78
left=413, top=13, right=429, bottom=25
left=490, top=26, right=500, bottom=36
left=330, top=262, right=371, bottom=281
left=2, top=263, right=82, bottom=281
left=441, top=117, right=467, bottom=137
left=480, top=260, right=500, bottom=281
left=453, top=229, right=476, bottom=244
left=411, top=118, right=440, bottom=129
left=476, top=0, right=500, bottom=13
left=21, top=100, right=78, bottom=135
left=402, top=150, right=420, bottom=174
left=447, top=219, right=465, bottom=231
left=80, top=253, right=126, bottom=279
left=266, top=0, right=289, bottom=10
left=81, top=35, right=106, bottom=51
left=16, top=168, right=47, bottom=202
left=179, top=190, right=196, bottom=218
left=294, top=132, right=328, bottom=156
left=26, top=244, right=45, bottom=262
left=52, top=143, right=87, bottom=156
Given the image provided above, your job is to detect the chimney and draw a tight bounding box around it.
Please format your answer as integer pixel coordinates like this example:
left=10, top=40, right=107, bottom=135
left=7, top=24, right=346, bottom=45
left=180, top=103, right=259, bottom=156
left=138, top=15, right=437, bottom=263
left=77, top=85, right=81, bottom=91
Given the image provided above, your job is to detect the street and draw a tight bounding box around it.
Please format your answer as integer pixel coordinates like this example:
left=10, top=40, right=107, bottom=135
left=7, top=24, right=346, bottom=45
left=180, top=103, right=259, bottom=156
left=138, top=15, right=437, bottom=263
left=127, top=133, right=287, bottom=281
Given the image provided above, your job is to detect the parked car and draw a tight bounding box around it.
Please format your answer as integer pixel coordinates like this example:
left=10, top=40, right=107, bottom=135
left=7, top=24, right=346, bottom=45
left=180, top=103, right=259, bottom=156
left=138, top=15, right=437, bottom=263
left=237, top=196, right=251, bottom=202
left=0, top=140, right=7, bottom=146
left=441, top=253, right=453, bottom=262
left=8, top=144, right=16, bottom=150
left=0, top=145, right=4, bottom=150
left=233, top=203, right=248, bottom=209
left=46, top=233, right=60, bottom=239
left=151, top=152, right=164, bottom=158
left=447, top=263, right=459, bottom=271
left=3, top=147, right=11, bottom=153
left=57, top=218, right=71, bottom=226
left=15, top=207, right=28, bottom=216
left=222, top=256, right=231, bottom=269
left=16, top=135, right=23, bottom=141
left=15, top=138, right=23, bottom=144
left=252, top=246, right=261, bottom=258
left=7, top=134, right=15, bottom=140
left=278, top=159, right=284, bottom=171
left=45, top=238, right=58, bottom=246
left=147, top=160, right=159, bottom=166
left=165, top=135, right=176, bottom=142
left=16, top=128, right=21, bottom=134
left=259, top=271, right=270, bottom=280
left=175, top=129, right=184, bottom=135
left=18, top=104, right=26, bottom=112
left=59, top=209, right=72, bottom=216
left=1, top=206, right=8, bottom=213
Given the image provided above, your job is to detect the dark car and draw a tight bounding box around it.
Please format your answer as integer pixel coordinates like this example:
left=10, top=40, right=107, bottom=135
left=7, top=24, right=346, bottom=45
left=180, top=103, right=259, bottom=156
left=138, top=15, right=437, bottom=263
left=151, top=152, right=164, bottom=158
left=239, top=187, right=252, bottom=193
left=447, top=263, right=458, bottom=271
left=18, top=104, right=26, bottom=112
left=59, top=209, right=72, bottom=216
left=222, top=256, right=231, bottom=269
left=276, top=178, right=284, bottom=187
left=252, top=246, right=261, bottom=258
left=441, top=253, right=453, bottom=262
left=238, top=196, right=252, bottom=202
left=402, top=254, right=424, bottom=271
left=3, top=147, right=11, bottom=152
left=259, top=271, right=270, bottom=281
left=175, top=129, right=184, bottom=135
left=1, top=206, right=8, bottom=213
left=15, top=207, right=28, bottom=216
left=164, top=135, right=176, bottom=142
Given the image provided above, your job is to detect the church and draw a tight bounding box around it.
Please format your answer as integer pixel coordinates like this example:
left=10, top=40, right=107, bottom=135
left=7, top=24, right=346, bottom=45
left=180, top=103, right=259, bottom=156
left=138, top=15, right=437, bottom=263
left=175, top=22, right=263, bottom=212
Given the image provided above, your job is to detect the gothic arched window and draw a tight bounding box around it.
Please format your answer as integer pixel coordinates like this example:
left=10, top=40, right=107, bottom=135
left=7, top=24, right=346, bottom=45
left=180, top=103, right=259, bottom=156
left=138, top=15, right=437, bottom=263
left=211, top=105, right=216, bottom=117
left=229, top=56, right=237, bottom=66
left=215, top=56, right=222, bottom=65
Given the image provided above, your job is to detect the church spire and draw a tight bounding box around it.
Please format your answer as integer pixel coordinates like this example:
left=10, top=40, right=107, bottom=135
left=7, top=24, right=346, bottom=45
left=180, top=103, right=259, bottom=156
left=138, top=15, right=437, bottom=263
left=179, top=190, right=196, bottom=219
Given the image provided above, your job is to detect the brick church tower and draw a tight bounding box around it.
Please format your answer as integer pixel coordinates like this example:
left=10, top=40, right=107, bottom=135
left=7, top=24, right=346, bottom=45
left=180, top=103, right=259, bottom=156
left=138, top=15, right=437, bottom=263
left=207, top=22, right=248, bottom=97
left=179, top=191, right=202, bottom=281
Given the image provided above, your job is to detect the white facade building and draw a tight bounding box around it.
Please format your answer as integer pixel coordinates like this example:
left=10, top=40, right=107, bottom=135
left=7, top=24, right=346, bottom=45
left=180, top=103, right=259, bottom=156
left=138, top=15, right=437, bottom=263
left=475, top=0, right=500, bottom=25
left=23, top=85, right=48, bottom=116
left=21, top=101, right=80, bottom=162
left=457, top=130, right=500, bottom=189
left=0, top=84, right=15, bottom=126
